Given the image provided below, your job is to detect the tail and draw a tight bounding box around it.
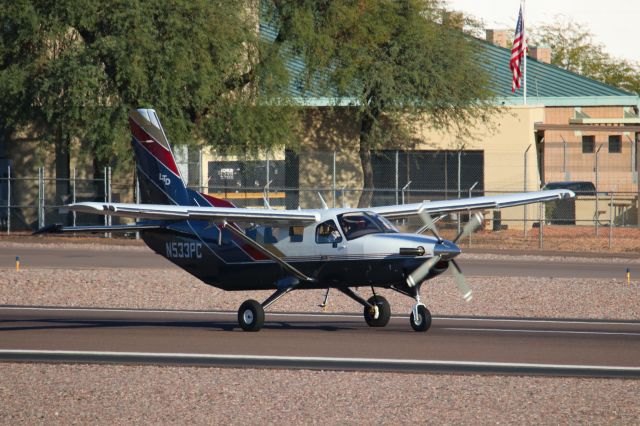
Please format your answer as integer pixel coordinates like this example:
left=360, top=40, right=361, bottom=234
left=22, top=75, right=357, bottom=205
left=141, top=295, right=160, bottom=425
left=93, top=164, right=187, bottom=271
left=128, top=109, right=234, bottom=208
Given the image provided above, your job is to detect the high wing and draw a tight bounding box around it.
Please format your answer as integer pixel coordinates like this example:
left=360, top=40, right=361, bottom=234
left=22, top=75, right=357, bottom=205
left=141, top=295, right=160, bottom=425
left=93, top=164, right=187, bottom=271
left=370, top=189, right=575, bottom=219
left=65, top=202, right=321, bottom=225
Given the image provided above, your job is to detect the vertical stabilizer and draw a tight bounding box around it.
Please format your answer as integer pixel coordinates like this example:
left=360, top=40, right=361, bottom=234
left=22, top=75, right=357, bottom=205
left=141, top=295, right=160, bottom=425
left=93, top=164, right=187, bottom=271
left=129, top=109, right=190, bottom=205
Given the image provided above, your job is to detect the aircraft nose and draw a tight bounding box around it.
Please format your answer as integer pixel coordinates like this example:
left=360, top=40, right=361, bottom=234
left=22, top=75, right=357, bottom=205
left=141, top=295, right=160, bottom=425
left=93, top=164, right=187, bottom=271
left=433, top=240, right=461, bottom=260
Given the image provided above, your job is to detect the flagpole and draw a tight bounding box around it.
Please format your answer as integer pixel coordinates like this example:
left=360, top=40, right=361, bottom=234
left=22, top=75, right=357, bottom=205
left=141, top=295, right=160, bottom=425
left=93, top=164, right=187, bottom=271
left=522, top=0, right=527, bottom=104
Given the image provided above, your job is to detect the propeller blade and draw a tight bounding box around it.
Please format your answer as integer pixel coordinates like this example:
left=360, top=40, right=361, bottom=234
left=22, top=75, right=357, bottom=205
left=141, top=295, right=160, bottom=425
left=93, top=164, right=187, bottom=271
left=407, top=255, right=442, bottom=287
left=450, top=259, right=473, bottom=302
left=417, top=208, right=443, bottom=241
left=453, top=212, right=484, bottom=244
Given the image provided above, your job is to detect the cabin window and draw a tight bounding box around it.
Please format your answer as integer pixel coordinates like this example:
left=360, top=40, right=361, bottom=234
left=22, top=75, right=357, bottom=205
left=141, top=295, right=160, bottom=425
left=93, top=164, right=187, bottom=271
left=262, top=227, right=278, bottom=243
left=315, top=220, right=342, bottom=244
left=289, top=226, right=304, bottom=243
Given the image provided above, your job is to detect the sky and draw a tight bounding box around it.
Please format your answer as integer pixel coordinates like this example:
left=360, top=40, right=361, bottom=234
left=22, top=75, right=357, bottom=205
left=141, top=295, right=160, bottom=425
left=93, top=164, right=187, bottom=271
left=445, top=0, right=640, bottom=63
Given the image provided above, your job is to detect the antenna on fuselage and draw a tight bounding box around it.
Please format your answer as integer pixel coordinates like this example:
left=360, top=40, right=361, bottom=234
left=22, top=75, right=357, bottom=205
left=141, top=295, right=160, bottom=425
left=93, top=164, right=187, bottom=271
left=317, top=192, right=328, bottom=210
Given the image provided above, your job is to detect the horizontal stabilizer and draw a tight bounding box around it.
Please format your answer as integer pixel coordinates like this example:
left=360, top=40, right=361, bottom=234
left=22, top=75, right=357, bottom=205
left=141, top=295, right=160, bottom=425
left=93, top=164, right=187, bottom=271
left=33, top=223, right=164, bottom=235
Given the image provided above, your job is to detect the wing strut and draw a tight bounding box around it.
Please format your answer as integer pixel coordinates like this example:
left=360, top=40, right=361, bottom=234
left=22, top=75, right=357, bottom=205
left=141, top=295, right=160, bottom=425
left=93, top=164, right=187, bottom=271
left=222, top=222, right=315, bottom=284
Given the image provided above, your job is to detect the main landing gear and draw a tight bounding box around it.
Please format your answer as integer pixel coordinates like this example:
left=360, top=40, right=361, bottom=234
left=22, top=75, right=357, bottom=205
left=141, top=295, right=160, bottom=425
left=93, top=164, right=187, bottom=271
left=236, top=285, right=432, bottom=332
left=238, top=299, right=265, bottom=332
left=237, top=287, right=292, bottom=332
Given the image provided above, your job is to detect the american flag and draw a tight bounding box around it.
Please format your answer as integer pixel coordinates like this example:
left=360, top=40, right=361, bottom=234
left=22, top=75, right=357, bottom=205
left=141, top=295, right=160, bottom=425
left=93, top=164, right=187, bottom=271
left=510, top=5, right=525, bottom=93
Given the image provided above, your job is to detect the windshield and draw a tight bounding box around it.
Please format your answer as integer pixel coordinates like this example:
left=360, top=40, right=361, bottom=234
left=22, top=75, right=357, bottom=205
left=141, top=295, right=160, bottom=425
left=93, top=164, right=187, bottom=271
left=337, top=212, right=398, bottom=240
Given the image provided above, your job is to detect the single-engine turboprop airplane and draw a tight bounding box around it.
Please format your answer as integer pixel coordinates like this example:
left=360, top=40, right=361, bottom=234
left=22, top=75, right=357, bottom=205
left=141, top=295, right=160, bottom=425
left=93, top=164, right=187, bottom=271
left=38, top=109, right=574, bottom=332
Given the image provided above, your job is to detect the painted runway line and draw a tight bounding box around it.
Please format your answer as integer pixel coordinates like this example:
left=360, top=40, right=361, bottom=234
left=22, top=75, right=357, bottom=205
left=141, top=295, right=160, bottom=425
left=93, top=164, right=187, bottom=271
left=0, top=349, right=638, bottom=377
left=2, top=306, right=638, bottom=326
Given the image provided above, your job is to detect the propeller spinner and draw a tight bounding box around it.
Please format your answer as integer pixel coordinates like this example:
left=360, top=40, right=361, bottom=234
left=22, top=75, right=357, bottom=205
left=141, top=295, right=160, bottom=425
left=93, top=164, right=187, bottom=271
left=406, top=209, right=483, bottom=302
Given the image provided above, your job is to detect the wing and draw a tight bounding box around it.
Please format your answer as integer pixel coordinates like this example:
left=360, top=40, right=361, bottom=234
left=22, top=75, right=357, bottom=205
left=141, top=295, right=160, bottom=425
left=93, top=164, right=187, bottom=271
left=370, top=189, right=575, bottom=219
left=65, top=202, right=321, bottom=225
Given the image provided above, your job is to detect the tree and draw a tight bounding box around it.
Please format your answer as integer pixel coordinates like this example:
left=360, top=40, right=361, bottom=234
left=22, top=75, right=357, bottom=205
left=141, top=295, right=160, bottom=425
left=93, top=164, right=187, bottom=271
left=0, top=0, right=301, bottom=183
left=530, top=18, right=640, bottom=95
left=265, top=0, right=496, bottom=207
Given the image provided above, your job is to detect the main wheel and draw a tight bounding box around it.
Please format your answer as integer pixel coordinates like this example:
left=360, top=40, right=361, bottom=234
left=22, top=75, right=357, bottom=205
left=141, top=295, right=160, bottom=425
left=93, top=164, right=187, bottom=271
left=364, top=295, right=391, bottom=327
left=238, top=299, right=265, bottom=332
left=410, top=305, right=431, bottom=332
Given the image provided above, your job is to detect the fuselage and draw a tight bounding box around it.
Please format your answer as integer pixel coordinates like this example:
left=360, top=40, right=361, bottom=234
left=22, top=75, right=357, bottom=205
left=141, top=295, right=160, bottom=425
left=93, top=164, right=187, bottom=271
left=141, top=209, right=460, bottom=292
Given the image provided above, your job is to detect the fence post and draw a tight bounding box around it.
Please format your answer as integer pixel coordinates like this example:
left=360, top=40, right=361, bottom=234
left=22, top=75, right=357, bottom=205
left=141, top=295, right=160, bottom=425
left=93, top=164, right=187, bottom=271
left=332, top=150, right=336, bottom=208
left=38, top=167, right=44, bottom=229
left=538, top=201, right=543, bottom=249
left=468, top=181, right=478, bottom=247
left=6, top=165, right=10, bottom=235
left=457, top=150, right=461, bottom=235
left=609, top=191, right=613, bottom=249
left=103, top=166, right=107, bottom=233
left=595, top=144, right=603, bottom=237
left=561, top=135, right=567, bottom=177
left=107, top=167, right=112, bottom=238
left=395, top=151, right=399, bottom=205
left=135, top=175, right=140, bottom=240
left=265, top=151, right=270, bottom=206
left=524, top=145, right=531, bottom=237
left=401, top=181, right=411, bottom=205
left=72, top=167, right=76, bottom=227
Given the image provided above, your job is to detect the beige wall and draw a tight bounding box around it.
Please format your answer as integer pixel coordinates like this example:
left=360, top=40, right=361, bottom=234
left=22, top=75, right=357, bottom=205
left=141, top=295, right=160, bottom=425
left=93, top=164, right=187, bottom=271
left=200, top=103, right=637, bottom=229
left=543, top=106, right=637, bottom=193
left=290, top=106, right=546, bottom=228
left=413, top=105, right=545, bottom=229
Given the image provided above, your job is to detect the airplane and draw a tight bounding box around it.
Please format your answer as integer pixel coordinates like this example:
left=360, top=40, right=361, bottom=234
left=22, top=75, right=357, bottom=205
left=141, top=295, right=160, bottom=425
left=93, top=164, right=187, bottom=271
left=37, top=108, right=574, bottom=332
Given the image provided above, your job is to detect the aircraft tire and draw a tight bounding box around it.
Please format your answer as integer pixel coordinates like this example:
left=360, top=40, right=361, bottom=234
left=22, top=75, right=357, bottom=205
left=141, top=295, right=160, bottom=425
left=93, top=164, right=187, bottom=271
left=364, top=295, right=391, bottom=327
left=238, top=299, right=265, bottom=332
left=410, top=305, right=431, bottom=332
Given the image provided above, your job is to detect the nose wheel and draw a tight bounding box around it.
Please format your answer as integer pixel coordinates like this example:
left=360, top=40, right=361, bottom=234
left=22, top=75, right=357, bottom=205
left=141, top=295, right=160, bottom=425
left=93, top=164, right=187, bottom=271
left=410, top=304, right=431, bottom=332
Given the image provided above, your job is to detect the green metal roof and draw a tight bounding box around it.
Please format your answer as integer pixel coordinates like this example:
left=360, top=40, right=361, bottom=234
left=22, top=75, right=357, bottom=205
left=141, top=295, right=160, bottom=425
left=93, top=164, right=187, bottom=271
left=260, top=19, right=639, bottom=108
left=479, top=39, right=638, bottom=107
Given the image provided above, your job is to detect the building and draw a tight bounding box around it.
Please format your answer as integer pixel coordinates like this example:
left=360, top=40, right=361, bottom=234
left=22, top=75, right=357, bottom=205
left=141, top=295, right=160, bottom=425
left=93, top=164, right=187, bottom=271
left=200, top=28, right=640, bottom=229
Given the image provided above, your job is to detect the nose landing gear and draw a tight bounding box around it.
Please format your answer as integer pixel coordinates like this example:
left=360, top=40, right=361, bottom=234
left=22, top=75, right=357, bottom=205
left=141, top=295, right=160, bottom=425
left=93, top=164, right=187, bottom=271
left=410, top=303, right=432, bottom=332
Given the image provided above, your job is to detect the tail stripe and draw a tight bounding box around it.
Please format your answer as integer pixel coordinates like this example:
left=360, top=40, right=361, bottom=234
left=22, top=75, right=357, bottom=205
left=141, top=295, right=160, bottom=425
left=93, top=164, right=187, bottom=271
left=129, top=117, right=181, bottom=177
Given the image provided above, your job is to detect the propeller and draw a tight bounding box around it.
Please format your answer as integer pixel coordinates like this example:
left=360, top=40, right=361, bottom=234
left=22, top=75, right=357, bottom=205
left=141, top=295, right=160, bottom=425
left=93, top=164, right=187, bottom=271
left=453, top=212, right=484, bottom=244
left=407, top=209, right=484, bottom=302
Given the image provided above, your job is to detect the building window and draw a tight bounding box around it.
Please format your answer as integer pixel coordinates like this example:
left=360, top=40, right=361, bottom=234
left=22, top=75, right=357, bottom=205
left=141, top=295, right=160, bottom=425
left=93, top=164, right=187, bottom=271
left=608, top=135, right=621, bottom=153
left=582, top=135, right=595, bottom=154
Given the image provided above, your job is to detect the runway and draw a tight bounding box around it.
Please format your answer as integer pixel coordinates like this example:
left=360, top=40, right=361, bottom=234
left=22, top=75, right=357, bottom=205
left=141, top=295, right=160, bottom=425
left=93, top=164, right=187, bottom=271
left=1, top=245, right=637, bottom=278
left=1, top=307, right=639, bottom=377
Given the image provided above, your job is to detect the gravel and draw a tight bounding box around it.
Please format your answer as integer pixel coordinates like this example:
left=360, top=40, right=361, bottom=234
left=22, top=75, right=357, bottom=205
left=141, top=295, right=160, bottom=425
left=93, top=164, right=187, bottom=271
left=1, top=243, right=639, bottom=424
left=1, top=364, right=638, bottom=425
left=2, top=268, right=639, bottom=320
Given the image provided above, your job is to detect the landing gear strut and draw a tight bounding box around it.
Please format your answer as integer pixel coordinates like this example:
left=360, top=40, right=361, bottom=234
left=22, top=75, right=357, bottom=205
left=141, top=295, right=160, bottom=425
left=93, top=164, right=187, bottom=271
left=409, top=289, right=431, bottom=332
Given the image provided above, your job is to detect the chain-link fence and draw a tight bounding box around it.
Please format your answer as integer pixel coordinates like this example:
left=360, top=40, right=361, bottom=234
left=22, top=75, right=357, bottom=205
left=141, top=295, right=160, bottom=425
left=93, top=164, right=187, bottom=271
left=2, top=143, right=639, bottom=252
left=0, top=166, right=137, bottom=233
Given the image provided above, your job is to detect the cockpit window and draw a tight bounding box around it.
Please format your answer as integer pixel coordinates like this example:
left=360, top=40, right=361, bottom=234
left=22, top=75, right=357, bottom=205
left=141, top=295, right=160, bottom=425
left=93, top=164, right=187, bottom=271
left=337, top=212, right=398, bottom=240
left=315, top=220, right=343, bottom=244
